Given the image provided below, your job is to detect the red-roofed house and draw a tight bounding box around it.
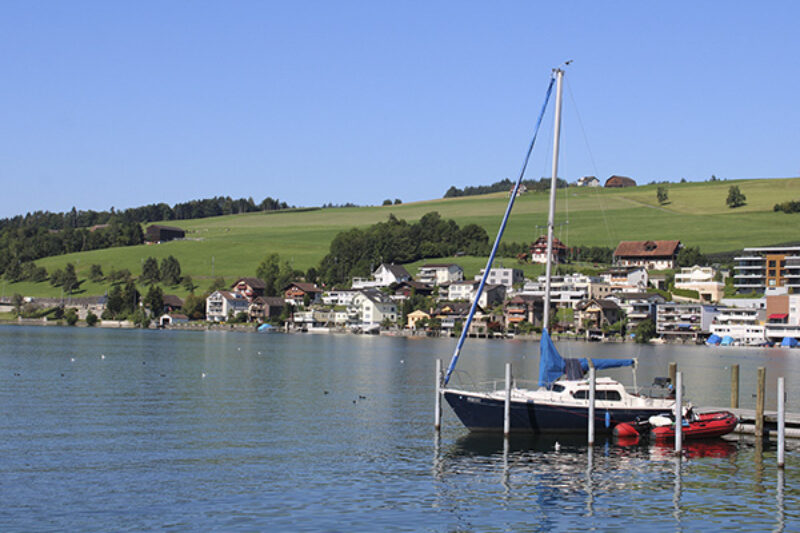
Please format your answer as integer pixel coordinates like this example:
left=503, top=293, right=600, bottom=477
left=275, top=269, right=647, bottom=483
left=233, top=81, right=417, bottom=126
left=530, top=235, right=568, bottom=264
left=613, top=240, right=682, bottom=270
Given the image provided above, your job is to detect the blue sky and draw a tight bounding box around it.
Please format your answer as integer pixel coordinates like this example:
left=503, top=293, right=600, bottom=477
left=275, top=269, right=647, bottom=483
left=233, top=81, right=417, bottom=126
left=1, top=2, right=798, bottom=218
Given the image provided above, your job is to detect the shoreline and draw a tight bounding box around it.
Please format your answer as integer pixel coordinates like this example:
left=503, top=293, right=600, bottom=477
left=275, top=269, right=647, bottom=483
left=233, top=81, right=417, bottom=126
left=0, top=317, right=708, bottom=344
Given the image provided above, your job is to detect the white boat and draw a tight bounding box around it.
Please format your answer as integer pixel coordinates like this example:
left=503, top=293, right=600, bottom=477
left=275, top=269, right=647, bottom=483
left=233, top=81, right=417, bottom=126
left=440, top=66, right=677, bottom=434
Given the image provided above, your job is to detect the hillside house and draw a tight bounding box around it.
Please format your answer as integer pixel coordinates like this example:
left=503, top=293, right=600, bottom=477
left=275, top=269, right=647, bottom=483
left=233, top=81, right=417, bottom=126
left=577, top=176, right=600, bottom=187
left=656, top=303, right=719, bottom=341
left=406, top=309, right=431, bottom=329
left=322, top=288, right=358, bottom=306
left=283, top=282, right=323, bottom=306
left=249, top=296, right=285, bottom=321
left=162, top=294, right=184, bottom=313
left=504, top=294, right=542, bottom=327
left=574, top=298, right=622, bottom=334
left=206, top=291, right=250, bottom=322
left=674, top=265, right=724, bottom=303
left=733, top=246, right=800, bottom=294
left=613, top=240, right=681, bottom=270
left=447, top=281, right=505, bottom=308
left=530, top=235, right=568, bottom=264
left=475, top=267, right=524, bottom=289
left=606, top=292, right=665, bottom=332
left=159, top=313, right=189, bottom=327
left=601, top=267, right=649, bottom=291
left=416, top=264, right=464, bottom=285
left=352, top=263, right=412, bottom=289
left=393, top=281, right=435, bottom=301
left=231, top=278, right=266, bottom=300
left=349, top=288, right=398, bottom=331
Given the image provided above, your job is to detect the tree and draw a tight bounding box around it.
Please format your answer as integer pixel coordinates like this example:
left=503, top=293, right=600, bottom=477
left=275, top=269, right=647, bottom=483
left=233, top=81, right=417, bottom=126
left=106, top=285, right=124, bottom=317
left=121, top=280, right=140, bottom=315
left=256, top=253, right=280, bottom=296
left=382, top=199, right=392, bottom=206
left=394, top=199, right=402, bottom=205
left=86, top=311, right=99, bottom=326
left=141, top=257, right=160, bottom=284
left=12, top=293, right=24, bottom=316
left=208, top=276, right=226, bottom=292
left=726, top=185, right=746, bottom=208
left=61, top=263, right=78, bottom=294
left=182, top=293, right=207, bottom=320
left=160, top=255, right=182, bottom=286
left=182, top=275, right=197, bottom=293
left=89, top=264, right=104, bottom=282
left=676, top=246, right=707, bottom=267
left=634, top=319, right=656, bottom=344
left=64, top=308, right=78, bottom=326
left=657, top=186, right=669, bottom=205
left=144, top=285, right=164, bottom=316
left=131, top=308, right=150, bottom=328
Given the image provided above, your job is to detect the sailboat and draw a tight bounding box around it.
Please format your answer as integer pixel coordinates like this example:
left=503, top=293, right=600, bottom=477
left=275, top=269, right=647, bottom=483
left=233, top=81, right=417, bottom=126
left=440, top=66, right=678, bottom=433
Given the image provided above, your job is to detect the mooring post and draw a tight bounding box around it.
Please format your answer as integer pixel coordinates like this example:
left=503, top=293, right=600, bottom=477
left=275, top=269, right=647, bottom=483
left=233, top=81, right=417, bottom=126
left=778, top=377, right=785, bottom=468
left=668, top=362, right=677, bottom=389
left=755, top=367, right=765, bottom=440
left=731, top=364, right=740, bottom=409
left=435, top=359, right=442, bottom=432
left=503, top=363, right=512, bottom=437
left=588, top=367, right=596, bottom=446
left=675, top=371, right=682, bottom=454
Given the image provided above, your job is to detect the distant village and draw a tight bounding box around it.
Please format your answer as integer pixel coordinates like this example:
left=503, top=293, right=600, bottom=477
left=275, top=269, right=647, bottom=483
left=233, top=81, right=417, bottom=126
left=5, top=233, right=799, bottom=347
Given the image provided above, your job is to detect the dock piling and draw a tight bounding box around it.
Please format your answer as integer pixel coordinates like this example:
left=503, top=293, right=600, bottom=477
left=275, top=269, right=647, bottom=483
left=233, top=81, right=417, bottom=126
left=731, top=364, right=739, bottom=409
left=435, top=359, right=442, bottom=432
left=588, top=367, right=596, bottom=446
left=503, top=363, right=511, bottom=437
left=675, top=371, right=683, bottom=454
left=778, top=377, right=785, bottom=468
left=755, top=367, right=766, bottom=440
left=668, top=362, right=677, bottom=389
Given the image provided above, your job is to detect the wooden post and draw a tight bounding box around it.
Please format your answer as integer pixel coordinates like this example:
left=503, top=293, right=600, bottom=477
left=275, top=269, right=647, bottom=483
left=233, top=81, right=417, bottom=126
left=731, top=364, right=739, bottom=409
left=588, top=367, right=596, bottom=446
left=755, top=367, right=765, bottom=440
left=503, top=363, right=512, bottom=437
left=435, top=359, right=442, bottom=432
left=668, top=362, right=677, bottom=389
left=778, top=377, right=785, bottom=468
left=675, top=371, right=682, bottom=454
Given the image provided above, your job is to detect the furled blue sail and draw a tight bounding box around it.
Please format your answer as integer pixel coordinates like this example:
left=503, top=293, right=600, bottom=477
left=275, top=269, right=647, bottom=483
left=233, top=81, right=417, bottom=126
left=538, top=328, right=635, bottom=388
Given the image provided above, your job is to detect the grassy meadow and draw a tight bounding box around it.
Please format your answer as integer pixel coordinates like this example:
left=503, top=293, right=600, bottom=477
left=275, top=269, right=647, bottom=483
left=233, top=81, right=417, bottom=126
left=4, top=177, right=800, bottom=299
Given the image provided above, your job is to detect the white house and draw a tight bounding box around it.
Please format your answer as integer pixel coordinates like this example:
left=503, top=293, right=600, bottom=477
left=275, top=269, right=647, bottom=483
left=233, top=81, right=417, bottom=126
left=352, top=263, right=411, bottom=289
left=602, top=267, right=649, bottom=291
left=206, top=291, right=250, bottom=322
left=349, top=288, right=398, bottom=331
left=416, top=263, right=464, bottom=285
left=710, top=307, right=766, bottom=345
left=521, top=273, right=599, bottom=309
left=577, top=176, right=600, bottom=187
left=322, top=288, right=358, bottom=306
left=159, top=313, right=189, bottom=327
left=656, top=303, right=719, bottom=341
left=447, top=281, right=505, bottom=308
left=475, top=267, right=524, bottom=289
left=674, top=265, right=724, bottom=303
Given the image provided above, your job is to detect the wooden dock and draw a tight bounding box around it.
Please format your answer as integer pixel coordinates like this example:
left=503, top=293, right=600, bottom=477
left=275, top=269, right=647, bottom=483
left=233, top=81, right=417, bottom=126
left=697, top=406, right=800, bottom=439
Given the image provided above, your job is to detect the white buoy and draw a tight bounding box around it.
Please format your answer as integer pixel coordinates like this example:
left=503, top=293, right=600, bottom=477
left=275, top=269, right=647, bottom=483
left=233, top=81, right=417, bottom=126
left=554, top=441, right=561, bottom=452
left=70, top=357, right=75, bottom=362
left=201, top=372, right=207, bottom=379
left=100, top=354, right=105, bottom=360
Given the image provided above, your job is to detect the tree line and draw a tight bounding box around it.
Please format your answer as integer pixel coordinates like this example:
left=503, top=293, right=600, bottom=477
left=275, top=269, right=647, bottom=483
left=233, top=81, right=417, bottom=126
left=444, top=177, right=568, bottom=198
left=0, top=195, right=291, bottom=278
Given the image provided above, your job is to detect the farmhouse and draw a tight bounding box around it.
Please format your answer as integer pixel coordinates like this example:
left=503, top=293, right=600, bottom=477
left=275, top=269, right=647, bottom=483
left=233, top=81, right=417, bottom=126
left=604, top=175, right=637, bottom=188
left=613, top=240, right=681, bottom=270
left=145, top=224, right=185, bottom=243
left=530, top=235, right=567, bottom=264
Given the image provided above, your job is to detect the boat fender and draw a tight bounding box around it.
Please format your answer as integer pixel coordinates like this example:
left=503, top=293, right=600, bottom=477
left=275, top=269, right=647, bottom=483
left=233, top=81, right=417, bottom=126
left=605, top=410, right=611, bottom=428
left=649, top=415, right=672, bottom=427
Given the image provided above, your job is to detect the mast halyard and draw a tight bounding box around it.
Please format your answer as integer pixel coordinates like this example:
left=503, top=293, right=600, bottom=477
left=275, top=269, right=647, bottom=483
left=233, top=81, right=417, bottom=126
left=542, top=67, right=565, bottom=333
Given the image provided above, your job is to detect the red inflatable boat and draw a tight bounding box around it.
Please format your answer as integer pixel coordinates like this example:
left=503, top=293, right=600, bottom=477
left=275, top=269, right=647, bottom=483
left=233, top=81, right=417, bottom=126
left=613, top=411, right=738, bottom=441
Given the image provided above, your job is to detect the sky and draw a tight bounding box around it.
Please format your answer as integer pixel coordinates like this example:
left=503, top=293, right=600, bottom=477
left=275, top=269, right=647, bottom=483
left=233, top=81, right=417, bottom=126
left=1, top=2, right=799, bottom=219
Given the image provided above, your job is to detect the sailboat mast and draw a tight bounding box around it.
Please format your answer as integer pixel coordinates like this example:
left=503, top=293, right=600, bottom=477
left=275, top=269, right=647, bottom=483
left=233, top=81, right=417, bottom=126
left=543, top=68, right=564, bottom=332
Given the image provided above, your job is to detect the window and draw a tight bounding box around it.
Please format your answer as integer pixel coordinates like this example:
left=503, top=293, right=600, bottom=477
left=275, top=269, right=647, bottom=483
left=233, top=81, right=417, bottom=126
left=572, top=390, right=622, bottom=401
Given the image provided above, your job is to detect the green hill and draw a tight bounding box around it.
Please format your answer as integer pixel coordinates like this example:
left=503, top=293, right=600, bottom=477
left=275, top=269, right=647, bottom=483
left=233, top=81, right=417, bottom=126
left=5, top=177, right=800, bottom=299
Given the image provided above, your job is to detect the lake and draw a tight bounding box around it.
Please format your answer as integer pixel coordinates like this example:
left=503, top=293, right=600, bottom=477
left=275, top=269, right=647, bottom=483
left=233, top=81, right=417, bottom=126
left=0, top=326, right=797, bottom=531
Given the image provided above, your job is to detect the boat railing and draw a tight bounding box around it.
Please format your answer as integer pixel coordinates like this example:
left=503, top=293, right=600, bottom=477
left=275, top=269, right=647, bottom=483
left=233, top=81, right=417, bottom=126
left=446, top=370, right=539, bottom=393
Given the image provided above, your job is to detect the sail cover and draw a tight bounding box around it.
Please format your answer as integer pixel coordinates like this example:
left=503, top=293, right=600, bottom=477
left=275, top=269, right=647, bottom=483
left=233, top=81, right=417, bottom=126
left=538, top=328, right=635, bottom=387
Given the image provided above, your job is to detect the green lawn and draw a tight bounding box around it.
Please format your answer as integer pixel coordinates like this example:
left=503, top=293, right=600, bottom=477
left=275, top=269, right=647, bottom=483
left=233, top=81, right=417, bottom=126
left=6, top=177, right=800, bottom=299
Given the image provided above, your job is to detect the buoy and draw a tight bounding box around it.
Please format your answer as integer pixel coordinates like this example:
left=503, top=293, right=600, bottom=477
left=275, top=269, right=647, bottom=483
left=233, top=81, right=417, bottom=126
left=613, top=422, right=640, bottom=438
left=554, top=441, right=561, bottom=452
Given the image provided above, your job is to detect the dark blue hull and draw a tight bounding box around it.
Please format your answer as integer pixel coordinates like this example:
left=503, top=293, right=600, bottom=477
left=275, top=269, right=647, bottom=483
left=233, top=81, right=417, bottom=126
left=443, top=391, right=672, bottom=434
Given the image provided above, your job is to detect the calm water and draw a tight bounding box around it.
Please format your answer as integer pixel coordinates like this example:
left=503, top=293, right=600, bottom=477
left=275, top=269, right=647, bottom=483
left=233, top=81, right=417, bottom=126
left=1, top=325, right=798, bottom=531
